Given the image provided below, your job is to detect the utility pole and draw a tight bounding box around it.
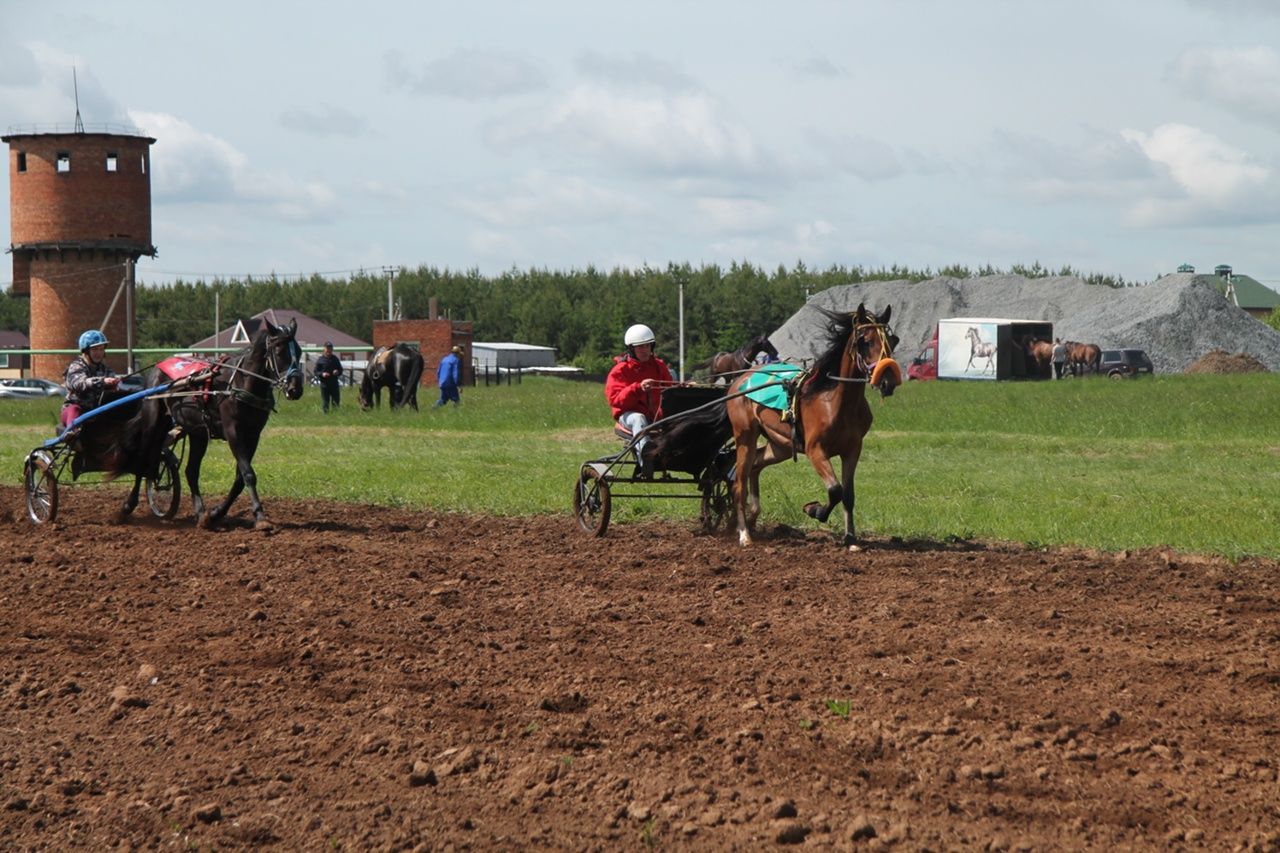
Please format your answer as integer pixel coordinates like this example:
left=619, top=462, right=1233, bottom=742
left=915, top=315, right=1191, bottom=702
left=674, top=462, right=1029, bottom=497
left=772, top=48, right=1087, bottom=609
left=125, top=258, right=135, bottom=372
left=678, top=277, right=685, bottom=382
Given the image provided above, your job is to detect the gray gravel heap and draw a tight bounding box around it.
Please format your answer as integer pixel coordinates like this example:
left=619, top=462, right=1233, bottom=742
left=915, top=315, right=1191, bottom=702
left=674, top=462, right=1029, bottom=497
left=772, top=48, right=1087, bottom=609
left=770, top=274, right=1280, bottom=373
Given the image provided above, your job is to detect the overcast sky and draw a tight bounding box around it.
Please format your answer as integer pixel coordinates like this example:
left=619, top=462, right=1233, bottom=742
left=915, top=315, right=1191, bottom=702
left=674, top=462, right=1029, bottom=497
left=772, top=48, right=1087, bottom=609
left=3, top=0, right=1280, bottom=289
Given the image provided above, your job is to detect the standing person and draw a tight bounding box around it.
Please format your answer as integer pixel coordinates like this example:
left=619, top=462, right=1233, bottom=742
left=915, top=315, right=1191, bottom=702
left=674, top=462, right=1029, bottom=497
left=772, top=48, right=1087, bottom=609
left=605, top=323, right=674, bottom=478
left=62, top=329, right=120, bottom=431
left=435, top=345, right=463, bottom=408
left=314, top=341, right=343, bottom=413
left=1052, top=338, right=1068, bottom=380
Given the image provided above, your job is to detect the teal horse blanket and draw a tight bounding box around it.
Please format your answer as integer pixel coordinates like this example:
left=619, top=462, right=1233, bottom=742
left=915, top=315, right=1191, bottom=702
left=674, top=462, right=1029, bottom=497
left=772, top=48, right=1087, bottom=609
left=739, top=364, right=802, bottom=411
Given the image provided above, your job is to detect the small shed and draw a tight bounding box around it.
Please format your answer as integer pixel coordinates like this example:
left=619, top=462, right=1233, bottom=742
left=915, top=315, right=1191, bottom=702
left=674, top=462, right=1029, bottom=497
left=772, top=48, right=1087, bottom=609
left=472, top=342, right=557, bottom=371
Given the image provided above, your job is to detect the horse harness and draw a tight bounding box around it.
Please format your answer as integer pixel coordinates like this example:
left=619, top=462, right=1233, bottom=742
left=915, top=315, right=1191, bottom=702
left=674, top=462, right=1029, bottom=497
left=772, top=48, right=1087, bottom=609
left=776, top=319, right=896, bottom=459
left=176, top=335, right=302, bottom=434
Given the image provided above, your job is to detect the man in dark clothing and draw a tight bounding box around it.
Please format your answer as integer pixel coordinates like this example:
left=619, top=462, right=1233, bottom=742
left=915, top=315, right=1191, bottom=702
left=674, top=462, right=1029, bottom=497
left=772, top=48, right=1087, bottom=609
left=314, top=342, right=343, bottom=412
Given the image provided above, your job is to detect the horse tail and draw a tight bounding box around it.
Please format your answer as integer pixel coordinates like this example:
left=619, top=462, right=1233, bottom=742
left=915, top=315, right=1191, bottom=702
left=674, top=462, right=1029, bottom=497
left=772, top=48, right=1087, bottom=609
left=107, top=372, right=168, bottom=481
left=403, top=351, right=424, bottom=411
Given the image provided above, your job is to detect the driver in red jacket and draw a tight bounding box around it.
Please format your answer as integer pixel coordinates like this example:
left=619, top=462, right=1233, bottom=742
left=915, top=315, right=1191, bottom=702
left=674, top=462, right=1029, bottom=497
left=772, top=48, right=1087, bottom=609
left=605, top=323, right=673, bottom=477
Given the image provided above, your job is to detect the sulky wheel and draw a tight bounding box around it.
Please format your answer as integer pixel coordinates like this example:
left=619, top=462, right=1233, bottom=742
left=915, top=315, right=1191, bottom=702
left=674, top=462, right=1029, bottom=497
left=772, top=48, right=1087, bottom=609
left=573, top=466, right=611, bottom=536
left=699, top=474, right=733, bottom=533
left=146, top=448, right=182, bottom=519
left=24, top=451, right=58, bottom=524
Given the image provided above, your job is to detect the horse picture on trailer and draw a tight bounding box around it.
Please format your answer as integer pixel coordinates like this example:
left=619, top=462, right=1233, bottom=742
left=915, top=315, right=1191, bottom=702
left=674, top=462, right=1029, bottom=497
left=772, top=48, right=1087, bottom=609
left=726, top=303, right=901, bottom=549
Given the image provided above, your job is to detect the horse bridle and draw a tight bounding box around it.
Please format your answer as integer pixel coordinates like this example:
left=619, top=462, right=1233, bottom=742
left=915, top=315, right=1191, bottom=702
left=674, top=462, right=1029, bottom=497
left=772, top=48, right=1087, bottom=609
left=265, top=333, right=304, bottom=390
left=850, top=320, right=895, bottom=376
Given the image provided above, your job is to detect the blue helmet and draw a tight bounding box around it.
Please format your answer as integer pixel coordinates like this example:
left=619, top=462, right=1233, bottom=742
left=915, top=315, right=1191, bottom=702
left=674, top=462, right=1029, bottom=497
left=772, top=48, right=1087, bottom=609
left=78, top=329, right=109, bottom=351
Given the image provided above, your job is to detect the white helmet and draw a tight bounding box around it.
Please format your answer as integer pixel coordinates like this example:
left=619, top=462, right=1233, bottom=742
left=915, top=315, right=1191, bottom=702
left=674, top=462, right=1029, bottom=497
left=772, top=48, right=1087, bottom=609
left=624, top=324, right=656, bottom=347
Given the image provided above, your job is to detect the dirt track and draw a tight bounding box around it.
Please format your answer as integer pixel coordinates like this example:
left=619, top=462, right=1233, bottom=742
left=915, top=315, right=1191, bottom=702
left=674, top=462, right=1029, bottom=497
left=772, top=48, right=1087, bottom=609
left=2, top=486, right=1279, bottom=850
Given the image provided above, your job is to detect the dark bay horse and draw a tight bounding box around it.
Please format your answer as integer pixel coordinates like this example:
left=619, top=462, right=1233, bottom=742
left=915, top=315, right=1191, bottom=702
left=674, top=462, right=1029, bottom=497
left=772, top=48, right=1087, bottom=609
left=359, top=343, right=424, bottom=411
left=726, top=303, right=900, bottom=548
left=117, top=318, right=304, bottom=529
left=693, top=334, right=779, bottom=384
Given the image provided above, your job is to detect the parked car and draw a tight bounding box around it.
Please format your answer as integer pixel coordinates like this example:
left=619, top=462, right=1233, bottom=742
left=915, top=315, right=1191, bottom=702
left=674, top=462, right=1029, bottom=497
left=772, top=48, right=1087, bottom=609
left=1099, top=348, right=1154, bottom=379
left=0, top=378, right=67, bottom=399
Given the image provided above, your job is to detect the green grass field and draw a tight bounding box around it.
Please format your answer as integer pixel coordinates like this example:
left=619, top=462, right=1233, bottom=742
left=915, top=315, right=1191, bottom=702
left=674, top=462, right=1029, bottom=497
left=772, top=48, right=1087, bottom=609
left=3, top=373, right=1278, bottom=557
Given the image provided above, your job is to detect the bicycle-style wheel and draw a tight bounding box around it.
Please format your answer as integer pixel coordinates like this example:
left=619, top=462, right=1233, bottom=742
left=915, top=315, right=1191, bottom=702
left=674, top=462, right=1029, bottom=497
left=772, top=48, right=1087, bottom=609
left=24, top=452, right=59, bottom=524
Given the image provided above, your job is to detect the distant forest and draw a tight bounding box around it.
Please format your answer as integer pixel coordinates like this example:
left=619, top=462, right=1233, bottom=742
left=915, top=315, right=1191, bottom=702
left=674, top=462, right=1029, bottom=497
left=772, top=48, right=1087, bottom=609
left=1, top=261, right=1145, bottom=373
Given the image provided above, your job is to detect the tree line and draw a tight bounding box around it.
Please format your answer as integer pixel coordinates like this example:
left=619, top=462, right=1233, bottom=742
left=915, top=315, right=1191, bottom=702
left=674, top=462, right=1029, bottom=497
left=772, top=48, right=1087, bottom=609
left=2, top=261, right=1143, bottom=373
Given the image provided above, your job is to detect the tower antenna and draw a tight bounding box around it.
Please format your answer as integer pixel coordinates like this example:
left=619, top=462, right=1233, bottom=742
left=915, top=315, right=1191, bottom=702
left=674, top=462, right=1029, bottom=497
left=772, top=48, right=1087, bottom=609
left=73, top=65, right=84, bottom=133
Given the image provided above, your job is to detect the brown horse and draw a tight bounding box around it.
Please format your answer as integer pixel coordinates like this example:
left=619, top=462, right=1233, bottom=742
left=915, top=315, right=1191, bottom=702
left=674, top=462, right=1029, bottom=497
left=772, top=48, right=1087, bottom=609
left=726, top=303, right=900, bottom=548
left=1066, top=341, right=1101, bottom=376
left=693, top=334, right=779, bottom=384
left=1025, top=338, right=1054, bottom=378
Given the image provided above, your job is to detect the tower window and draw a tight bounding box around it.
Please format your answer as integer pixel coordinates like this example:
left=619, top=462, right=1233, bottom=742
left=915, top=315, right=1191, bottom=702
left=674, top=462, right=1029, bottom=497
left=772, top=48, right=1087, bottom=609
left=140, top=154, right=146, bottom=174
left=57, top=152, right=71, bottom=173
left=106, top=152, right=118, bottom=172
left=16, top=152, right=26, bottom=172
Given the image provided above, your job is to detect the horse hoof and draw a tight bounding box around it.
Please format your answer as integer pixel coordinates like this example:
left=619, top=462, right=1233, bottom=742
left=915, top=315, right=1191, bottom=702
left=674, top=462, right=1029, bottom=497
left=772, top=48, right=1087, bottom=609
left=197, top=515, right=215, bottom=530
left=110, top=511, right=131, bottom=525
left=803, top=501, right=821, bottom=519
left=254, top=518, right=274, bottom=532
left=738, top=531, right=753, bottom=547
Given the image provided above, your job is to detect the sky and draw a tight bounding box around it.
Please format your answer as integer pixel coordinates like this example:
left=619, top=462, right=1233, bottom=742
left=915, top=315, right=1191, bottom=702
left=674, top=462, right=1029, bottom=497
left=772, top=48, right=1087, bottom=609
left=3, top=0, right=1280, bottom=290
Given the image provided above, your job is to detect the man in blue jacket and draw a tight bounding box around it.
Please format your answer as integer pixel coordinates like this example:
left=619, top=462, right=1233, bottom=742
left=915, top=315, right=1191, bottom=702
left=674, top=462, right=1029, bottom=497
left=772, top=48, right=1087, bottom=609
left=435, top=345, right=463, bottom=407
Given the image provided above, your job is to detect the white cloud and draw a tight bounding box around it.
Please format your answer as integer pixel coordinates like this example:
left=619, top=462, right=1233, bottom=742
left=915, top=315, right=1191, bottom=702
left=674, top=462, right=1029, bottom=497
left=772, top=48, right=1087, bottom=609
left=490, top=83, right=768, bottom=179
left=1168, top=45, right=1280, bottom=127
left=0, top=42, right=128, bottom=127
left=575, top=51, right=699, bottom=93
left=792, top=57, right=848, bottom=79
left=809, top=131, right=907, bottom=182
left=694, top=196, right=777, bottom=233
left=384, top=48, right=548, bottom=100
left=1120, top=123, right=1278, bottom=225
left=989, top=128, right=1159, bottom=202
left=456, top=170, right=643, bottom=228
left=278, top=104, right=368, bottom=137
left=133, top=110, right=337, bottom=222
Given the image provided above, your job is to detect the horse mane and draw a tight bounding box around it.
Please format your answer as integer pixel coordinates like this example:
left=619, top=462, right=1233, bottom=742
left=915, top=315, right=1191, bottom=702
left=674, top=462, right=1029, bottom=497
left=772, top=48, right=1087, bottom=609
left=802, top=306, right=858, bottom=396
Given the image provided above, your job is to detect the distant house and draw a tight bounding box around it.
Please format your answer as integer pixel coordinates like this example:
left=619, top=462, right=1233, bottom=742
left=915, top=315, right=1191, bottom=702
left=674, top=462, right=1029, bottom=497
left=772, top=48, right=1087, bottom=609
left=185, top=308, right=370, bottom=379
left=1197, top=264, right=1280, bottom=321
left=0, top=330, right=31, bottom=379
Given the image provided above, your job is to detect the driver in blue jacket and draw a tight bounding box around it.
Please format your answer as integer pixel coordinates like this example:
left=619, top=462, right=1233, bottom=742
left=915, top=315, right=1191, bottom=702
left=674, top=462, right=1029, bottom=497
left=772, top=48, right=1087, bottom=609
left=61, top=329, right=120, bottom=430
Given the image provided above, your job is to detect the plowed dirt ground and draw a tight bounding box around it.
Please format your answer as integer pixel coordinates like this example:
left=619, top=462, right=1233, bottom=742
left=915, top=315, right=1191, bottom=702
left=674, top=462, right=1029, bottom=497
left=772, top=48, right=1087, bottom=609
left=2, top=486, right=1278, bottom=850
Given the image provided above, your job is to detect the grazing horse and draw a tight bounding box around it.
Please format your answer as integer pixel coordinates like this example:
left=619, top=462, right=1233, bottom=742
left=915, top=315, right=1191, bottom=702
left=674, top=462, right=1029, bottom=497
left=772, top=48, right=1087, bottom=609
left=1025, top=338, right=1054, bottom=378
left=726, top=303, right=900, bottom=548
left=693, top=334, right=780, bottom=384
left=1066, top=341, right=1101, bottom=376
left=359, top=343, right=424, bottom=411
left=118, top=318, right=305, bottom=529
left=964, top=327, right=996, bottom=374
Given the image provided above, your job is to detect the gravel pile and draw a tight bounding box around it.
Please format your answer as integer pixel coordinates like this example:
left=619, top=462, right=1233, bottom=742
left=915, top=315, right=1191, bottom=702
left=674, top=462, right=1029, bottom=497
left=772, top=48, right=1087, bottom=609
left=770, top=274, right=1280, bottom=374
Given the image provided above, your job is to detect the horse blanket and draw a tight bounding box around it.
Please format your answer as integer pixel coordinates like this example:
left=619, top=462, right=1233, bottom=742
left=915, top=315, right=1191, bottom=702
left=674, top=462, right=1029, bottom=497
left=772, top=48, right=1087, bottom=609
left=739, top=363, right=802, bottom=411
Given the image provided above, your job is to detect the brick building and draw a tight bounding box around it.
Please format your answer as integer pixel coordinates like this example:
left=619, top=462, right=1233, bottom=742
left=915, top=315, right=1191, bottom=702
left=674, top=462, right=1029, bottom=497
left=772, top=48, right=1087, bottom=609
left=372, top=319, right=473, bottom=387
left=4, top=126, right=156, bottom=379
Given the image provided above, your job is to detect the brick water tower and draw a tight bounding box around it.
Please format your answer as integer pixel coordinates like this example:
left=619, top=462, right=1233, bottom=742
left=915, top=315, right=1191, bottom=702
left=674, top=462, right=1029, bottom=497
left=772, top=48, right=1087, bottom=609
left=4, top=123, right=156, bottom=378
